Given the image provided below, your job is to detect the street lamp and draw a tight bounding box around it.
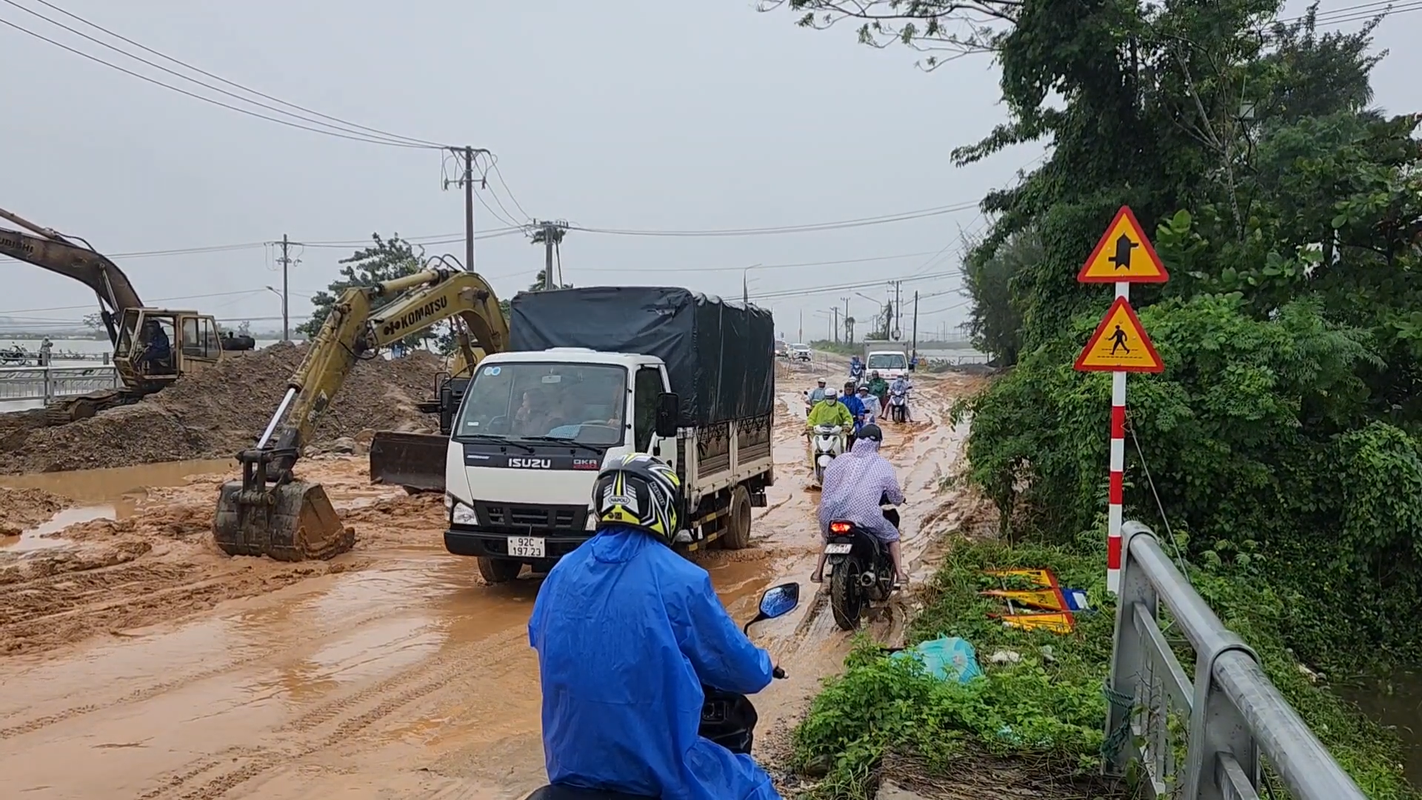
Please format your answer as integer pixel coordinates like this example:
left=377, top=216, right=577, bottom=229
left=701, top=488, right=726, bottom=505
left=741, top=263, right=763, bottom=305
left=264, top=286, right=289, bottom=342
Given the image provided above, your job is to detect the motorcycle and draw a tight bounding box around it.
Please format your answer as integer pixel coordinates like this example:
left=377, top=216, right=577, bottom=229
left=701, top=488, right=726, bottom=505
left=808, top=424, right=845, bottom=488
left=522, top=583, right=800, bottom=800
left=825, top=500, right=900, bottom=631
left=887, top=386, right=909, bottom=424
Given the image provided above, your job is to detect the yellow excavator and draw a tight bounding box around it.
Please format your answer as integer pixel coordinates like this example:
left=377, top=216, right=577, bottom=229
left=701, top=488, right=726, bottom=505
left=0, top=207, right=227, bottom=425
left=212, top=265, right=508, bottom=561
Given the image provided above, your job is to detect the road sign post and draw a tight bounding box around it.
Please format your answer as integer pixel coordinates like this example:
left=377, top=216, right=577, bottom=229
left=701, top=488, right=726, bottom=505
left=1074, top=206, right=1168, bottom=594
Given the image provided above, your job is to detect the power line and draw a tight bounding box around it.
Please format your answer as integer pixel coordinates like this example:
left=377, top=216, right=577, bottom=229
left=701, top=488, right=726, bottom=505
left=490, top=159, right=532, bottom=221
left=0, top=288, right=270, bottom=316
left=747, top=270, right=958, bottom=302
left=18, top=0, right=448, bottom=148
left=1277, top=0, right=1422, bottom=25
left=567, top=201, right=979, bottom=238
left=0, top=11, right=438, bottom=148
left=578, top=250, right=947, bottom=274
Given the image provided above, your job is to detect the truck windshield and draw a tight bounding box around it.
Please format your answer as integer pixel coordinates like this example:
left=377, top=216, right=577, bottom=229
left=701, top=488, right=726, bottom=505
left=454, top=362, right=629, bottom=446
left=867, top=353, right=907, bottom=371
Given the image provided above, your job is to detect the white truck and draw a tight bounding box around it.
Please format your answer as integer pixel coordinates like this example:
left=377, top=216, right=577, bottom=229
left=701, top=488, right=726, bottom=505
left=442, top=287, right=777, bottom=583
left=863, top=339, right=910, bottom=381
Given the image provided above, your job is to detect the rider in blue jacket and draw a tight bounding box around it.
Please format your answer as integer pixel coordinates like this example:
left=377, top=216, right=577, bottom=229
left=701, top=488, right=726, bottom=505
left=839, top=381, right=866, bottom=447
left=529, top=453, right=781, bottom=800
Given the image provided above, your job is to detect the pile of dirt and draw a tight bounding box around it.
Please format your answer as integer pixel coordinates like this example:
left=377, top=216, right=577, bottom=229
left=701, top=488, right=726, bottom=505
left=0, top=487, right=69, bottom=536
left=0, top=344, right=444, bottom=474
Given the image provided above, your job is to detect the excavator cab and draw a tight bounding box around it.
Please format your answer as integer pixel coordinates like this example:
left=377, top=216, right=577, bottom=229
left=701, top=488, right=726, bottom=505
left=112, top=308, right=223, bottom=389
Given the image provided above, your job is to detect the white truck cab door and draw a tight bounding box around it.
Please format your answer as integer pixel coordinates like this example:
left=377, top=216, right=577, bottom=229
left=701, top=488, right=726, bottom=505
left=632, top=365, right=676, bottom=467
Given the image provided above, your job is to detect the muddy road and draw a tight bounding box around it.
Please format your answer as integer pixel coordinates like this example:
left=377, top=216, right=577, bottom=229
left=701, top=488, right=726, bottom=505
left=0, top=371, right=984, bottom=800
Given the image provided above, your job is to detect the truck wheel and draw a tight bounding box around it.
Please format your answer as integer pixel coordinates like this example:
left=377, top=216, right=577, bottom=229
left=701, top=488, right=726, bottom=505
left=478, top=557, right=522, bottom=584
left=721, top=486, right=753, bottom=550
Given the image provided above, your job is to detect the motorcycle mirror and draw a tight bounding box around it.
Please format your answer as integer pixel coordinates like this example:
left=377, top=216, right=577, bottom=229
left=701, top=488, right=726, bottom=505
left=744, top=582, right=800, bottom=633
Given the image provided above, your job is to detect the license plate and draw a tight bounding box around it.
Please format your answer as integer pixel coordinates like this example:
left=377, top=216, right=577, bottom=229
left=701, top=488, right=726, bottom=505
left=508, top=536, right=545, bottom=558
left=824, top=543, right=852, bottom=554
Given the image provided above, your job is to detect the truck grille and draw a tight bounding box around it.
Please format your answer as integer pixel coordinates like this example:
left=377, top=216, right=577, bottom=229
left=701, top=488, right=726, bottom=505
left=477, top=503, right=584, bottom=531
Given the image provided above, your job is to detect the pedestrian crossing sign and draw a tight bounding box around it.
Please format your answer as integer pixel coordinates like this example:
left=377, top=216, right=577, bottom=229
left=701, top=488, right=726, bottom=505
left=1074, top=297, right=1164, bottom=373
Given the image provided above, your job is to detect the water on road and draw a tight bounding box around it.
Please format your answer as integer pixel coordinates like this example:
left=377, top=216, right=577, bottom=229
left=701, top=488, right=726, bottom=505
left=0, top=372, right=984, bottom=799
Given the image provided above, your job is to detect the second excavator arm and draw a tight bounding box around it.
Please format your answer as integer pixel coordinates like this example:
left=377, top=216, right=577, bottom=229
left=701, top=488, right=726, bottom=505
left=0, top=208, right=144, bottom=345
left=213, top=267, right=509, bottom=561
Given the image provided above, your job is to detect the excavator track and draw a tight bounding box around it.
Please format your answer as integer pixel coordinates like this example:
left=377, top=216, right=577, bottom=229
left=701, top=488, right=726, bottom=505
left=43, top=390, right=124, bottom=427
left=213, top=478, right=353, bottom=561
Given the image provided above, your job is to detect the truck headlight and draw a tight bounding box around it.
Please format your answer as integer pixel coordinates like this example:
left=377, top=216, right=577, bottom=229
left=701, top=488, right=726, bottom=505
left=451, top=501, right=477, bottom=526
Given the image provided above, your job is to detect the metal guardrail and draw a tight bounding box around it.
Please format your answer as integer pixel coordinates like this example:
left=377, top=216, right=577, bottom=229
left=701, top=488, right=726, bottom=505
left=0, top=364, right=120, bottom=403
left=1105, top=520, right=1366, bottom=800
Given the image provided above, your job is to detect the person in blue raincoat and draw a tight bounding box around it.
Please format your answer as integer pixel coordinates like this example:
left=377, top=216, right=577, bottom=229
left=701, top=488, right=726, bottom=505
left=528, top=453, right=782, bottom=800
left=839, top=380, right=866, bottom=448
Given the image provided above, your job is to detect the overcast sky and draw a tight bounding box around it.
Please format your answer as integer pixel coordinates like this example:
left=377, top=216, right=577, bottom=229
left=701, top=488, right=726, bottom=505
left=1, top=1, right=1416, bottom=343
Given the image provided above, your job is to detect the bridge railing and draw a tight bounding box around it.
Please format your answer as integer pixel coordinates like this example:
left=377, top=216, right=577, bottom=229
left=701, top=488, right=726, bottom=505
left=1105, top=520, right=1366, bottom=800
left=0, top=364, right=120, bottom=404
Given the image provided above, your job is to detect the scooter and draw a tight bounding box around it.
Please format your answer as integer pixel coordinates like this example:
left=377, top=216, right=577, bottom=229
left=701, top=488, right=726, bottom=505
left=808, top=424, right=845, bottom=488
left=888, top=387, right=909, bottom=424
left=523, top=583, right=800, bottom=800
left=825, top=500, right=901, bottom=631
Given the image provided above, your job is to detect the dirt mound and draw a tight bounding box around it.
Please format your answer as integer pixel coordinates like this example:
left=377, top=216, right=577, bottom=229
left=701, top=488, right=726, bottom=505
left=0, top=487, right=69, bottom=536
left=0, top=344, right=444, bottom=474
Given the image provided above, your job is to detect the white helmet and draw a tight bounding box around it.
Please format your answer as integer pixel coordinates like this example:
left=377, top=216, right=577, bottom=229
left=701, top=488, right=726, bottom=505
left=825, top=388, right=839, bottom=399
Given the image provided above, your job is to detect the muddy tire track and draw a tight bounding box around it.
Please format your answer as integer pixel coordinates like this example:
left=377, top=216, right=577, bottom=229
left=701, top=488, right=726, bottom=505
left=140, top=625, right=533, bottom=800
left=0, top=599, right=422, bottom=741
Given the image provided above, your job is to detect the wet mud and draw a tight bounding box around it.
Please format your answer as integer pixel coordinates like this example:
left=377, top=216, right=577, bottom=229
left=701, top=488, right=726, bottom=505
left=0, top=370, right=987, bottom=799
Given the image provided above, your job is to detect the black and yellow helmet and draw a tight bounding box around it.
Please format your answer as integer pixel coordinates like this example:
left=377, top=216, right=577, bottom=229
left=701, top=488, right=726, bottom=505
left=592, top=453, right=683, bottom=542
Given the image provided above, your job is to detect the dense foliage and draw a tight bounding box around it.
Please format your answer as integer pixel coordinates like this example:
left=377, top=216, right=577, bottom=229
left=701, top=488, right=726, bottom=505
left=773, top=0, right=1422, bottom=795
left=793, top=540, right=1411, bottom=799
left=951, top=0, right=1422, bottom=668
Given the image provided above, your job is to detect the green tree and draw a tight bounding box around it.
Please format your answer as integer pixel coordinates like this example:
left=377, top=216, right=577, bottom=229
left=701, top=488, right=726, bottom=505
left=962, top=227, right=1038, bottom=365
left=298, top=234, right=437, bottom=350
left=790, top=0, right=1422, bottom=666
left=497, top=269, right=572, bottom=317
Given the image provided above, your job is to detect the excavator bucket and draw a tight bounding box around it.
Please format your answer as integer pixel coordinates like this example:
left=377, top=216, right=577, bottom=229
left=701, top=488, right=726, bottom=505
left=213, top=479, right=353, bottom=561
left=369, top=431, right=449, bottom=493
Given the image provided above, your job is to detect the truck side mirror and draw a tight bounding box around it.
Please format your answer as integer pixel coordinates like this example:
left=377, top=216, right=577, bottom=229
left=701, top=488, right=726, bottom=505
left=655, top=392, right=680, bottom=438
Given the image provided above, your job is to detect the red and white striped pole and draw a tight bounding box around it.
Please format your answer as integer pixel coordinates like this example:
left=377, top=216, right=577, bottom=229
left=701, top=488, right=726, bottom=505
left=1107, top=281, right=1128, bottom=594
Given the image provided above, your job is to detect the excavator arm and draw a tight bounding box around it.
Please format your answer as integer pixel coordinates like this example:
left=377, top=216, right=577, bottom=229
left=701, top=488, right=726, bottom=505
left=212, top=267, right=509, bottom=562
left=0, top=207, right=144, bottom=345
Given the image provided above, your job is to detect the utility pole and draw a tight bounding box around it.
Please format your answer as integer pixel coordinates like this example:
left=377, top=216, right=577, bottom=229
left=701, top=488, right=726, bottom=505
left=798, top=309, right=803, bottom=343
left=275, top=234, right=298, bottom=342
left=444, top=146, right=489, bottom=270
left=831, top=306, right=839, bottom=343
left=531, top=220, right=569, bottom=289
left=911, top=291, right=919, bottom=361
left=893, top=281, right=902, bottom=340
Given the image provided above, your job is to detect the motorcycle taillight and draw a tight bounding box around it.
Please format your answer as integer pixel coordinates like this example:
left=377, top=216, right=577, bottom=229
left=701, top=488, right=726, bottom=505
left=829, top=521, right=852, bottom=534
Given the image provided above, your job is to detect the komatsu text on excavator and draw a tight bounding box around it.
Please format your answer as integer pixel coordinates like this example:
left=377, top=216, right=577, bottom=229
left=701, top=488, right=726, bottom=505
left=0, top=207, right=227, bottom=424
left=212, top=266, right=508, bottom=561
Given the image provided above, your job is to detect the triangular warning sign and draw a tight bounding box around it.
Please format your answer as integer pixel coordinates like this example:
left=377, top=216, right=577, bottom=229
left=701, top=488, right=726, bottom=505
left=1077, top=206, right=1169, bottom=283
left=1074, top=297, right=1164, bottom=373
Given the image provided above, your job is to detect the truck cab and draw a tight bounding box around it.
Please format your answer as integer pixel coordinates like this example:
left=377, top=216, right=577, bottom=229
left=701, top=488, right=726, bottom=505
left=442, top=348, right=681, bottom=580
left=865, top=349, right=909, bottom=381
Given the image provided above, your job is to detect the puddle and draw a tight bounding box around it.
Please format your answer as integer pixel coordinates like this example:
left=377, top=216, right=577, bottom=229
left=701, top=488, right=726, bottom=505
left=2, top=505, right=115, bottom=552
left=0, top=459, right=233, bottom=551
left=0, top=458, right=232, bottom=510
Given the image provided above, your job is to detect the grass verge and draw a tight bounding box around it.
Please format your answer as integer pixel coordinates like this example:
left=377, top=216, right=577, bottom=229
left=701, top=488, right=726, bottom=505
left=786, top=538, right=1414, bottom=799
